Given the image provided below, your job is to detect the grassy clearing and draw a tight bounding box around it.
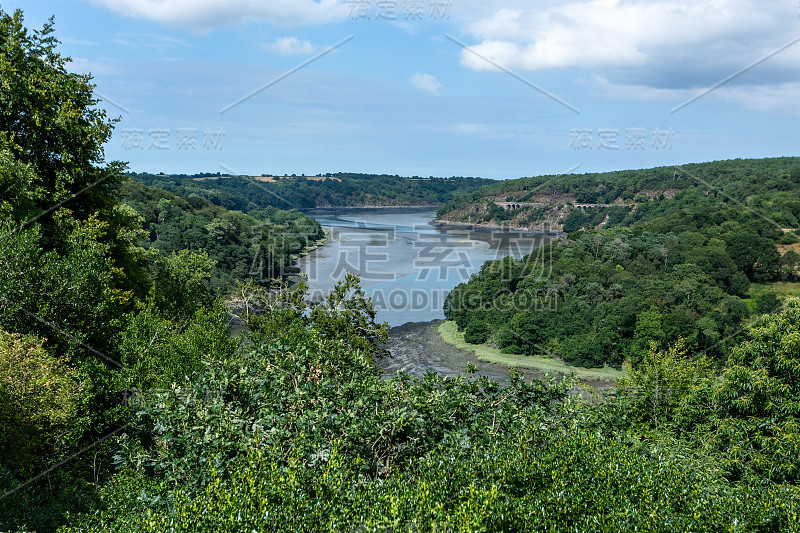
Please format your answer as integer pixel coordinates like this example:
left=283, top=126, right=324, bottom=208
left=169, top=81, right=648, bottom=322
left=748, top=282, right=800, bottom=299
left=438, top=321, right=624, bottom=381
left=743, top=282, right=800, bottom=310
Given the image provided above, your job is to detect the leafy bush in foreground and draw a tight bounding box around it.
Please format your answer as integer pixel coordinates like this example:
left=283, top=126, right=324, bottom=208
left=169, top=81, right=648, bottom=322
left=62, top=291, right=800, bottom=532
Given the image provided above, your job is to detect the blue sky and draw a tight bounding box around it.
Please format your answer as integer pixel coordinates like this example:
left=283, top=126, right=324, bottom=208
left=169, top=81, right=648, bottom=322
left=10, top=0, right=800, bottom=179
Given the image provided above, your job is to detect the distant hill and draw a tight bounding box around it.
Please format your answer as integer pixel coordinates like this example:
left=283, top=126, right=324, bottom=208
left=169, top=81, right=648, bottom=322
left=128, top=172, right=495, bottom=211
left=441, top=156, right=800, bottom=369
left=436, top=157, right=800, bottom=234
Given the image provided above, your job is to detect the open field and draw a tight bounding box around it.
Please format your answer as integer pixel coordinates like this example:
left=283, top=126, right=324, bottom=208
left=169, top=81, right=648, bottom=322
left=748, top=282, right=800, bottom=299
left=744, top=282, right=800, bottom=310
left=192, top=175, right=341, bottom=182
left=437, top=321, right=625, bottom=381
left=253, top=175, right=341, bottom=182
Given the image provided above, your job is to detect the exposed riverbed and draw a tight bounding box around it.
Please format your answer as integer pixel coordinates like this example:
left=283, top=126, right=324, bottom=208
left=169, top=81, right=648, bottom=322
left=292, top=208, right=588, bottom=384
left=376, top=320, right=512, bottom=382
left=378, top=320, right=615, bottom=393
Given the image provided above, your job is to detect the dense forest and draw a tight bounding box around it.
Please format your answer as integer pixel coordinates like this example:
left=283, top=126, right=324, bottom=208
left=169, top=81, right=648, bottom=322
left=131, top=171, right=494, bottom=211
left=448, top=229, right=760, bottom=368
left=445, top=199, right=799, bottom=368
left=441, top=155, right=800, bottom=367
left=2, top=9, right=800, bottom=532
left=120, top=181, right=324, bottom=293
left=436, top=157, right=800, bottom=235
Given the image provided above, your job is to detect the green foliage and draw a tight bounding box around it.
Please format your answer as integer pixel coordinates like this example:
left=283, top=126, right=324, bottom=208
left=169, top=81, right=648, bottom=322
left=0, top=10, right=142, bottom=528
left=782, top=249, right=800, bottom=281
left=439, top=157, right=800, bottom=236
left=677, top=299, right=800, bottom=483
left=249, top=273, right=389, bottom=361
left=0, top=149, right=37, bottom=220
left=0, top=9, right=308, bottom=529
left=148, top=249, right=215, bottom=320
left=131, top=172, right=493, bottom=211
left=0, top=329, right=81, bottom=467
left=726, top=232, right=781, bottom=282
left=613, top=340, right=710, bottom=432
left=0, top=218, right=122, bottom=359
left=121, top=180, right=324, bottom=293
left=61, top=284, right=800, bottom=532
left=446, top=228, right=750, bottom=368
left=463, top=318, right=489, bottom=344
left=308, top=273, right=389, bottom=358
left=6, top=7, right=800, bottom=531
left=0, top=9, right=129, bottom=247
left=116, top=301, right=239, bottom=392
left=68, top=283, right=570, bottom=528
left=755, top=291, right=781, bottom=314
left=561, top=208, right=587, bottom=232
left=67, top=403, right=800, bottom=532
left=598, top=301, right=800, bottom=485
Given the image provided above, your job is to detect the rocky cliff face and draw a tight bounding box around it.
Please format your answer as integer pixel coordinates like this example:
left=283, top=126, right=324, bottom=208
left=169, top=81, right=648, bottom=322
left=436, top=200, right=573, bottom=233
left=436, top=193, right=640, bottom=233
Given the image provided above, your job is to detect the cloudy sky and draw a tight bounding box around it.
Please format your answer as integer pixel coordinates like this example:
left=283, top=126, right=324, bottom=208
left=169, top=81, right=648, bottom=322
left=12, top=0, right=800, bottom=179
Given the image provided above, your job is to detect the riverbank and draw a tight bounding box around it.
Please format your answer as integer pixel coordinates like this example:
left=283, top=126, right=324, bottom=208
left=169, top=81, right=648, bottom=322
left=301, top=205, right=438, bottom=214
left=377, top=320, right=510, bottom=382
left=297, top=227, right=333, bottom=257
left=437, top=321, right=624, bottom=383
left=226, top=228, right=334, bottom=328
left=430, top=219, right=565, bottom=236
left=378, top=320, right=620, bottom=393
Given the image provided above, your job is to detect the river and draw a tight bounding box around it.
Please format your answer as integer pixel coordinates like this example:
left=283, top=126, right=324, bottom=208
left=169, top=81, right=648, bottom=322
left=298, top=208, right=558, bottom=327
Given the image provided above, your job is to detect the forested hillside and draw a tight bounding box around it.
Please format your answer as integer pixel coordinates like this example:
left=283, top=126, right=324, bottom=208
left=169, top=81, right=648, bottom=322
left=2, top=8, right=800, bottom=533
left=442, top=157, right=800, bottom=368
left=437, top=157, right=800, bottom=235
left=132, top=171, right=494, bottom=211
left=121, top=181, right=324, bottom=293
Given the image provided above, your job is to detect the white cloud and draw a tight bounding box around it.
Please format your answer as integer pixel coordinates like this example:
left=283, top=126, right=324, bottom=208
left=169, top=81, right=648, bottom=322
left=264, top=36, right=316, bottom=55
left=61, top=37, right=99, bottom=46
left=88, top=0, right=349, bottom=30
left=716, top=82, right=800, bottom=115
left=589, top=74, right=693, bottom=101
left=67, top=57, right=120, bottom=76
left=410, top=73, right=443, bottom=96
left=459, top=0, right=800, bottom=93
left=583, top=71, right=800, bottom=117
left=452, top=123, right=487, bottom=135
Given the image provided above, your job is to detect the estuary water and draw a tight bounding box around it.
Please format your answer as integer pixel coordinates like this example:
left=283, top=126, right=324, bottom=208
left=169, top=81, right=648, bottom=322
left=297, top=208, right=558, bottom=327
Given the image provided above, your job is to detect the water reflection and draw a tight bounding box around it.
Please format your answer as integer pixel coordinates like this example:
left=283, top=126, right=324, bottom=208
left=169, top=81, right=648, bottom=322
left=297, top=208, right=559, bottom=326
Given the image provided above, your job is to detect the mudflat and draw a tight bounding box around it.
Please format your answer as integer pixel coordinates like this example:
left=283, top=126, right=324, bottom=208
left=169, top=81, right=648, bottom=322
left=378, top=320, right=618, bottom=395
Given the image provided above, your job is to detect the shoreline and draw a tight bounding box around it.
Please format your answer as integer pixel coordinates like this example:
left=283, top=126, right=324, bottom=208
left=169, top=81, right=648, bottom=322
left=430, top=219, right=565, bottom=236
left=290, top=227, right=336, bottom=287
left=377, top=320, right=511, bottom=383
left=379, top=319, right=619, bottom=393
left=300, top=205, right=438, bottom=213
left=436, top=320, right=624, bottom=383
left=296, top=227, right=333, bottom=258
left=226, top=228, right=333, bottom=326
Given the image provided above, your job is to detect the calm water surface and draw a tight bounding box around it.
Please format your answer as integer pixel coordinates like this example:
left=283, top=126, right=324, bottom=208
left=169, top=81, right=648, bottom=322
left=298, top=208, right=558, bottom=326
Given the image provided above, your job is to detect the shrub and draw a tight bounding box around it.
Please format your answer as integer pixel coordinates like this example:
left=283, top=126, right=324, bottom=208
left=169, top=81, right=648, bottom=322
left=463, top=319, right=489, bottom=344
